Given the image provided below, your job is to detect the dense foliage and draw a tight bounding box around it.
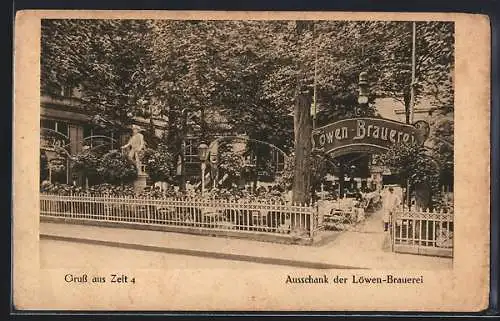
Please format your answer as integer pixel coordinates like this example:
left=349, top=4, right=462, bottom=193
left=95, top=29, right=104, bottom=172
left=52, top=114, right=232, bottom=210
left=41, top=20, right=157, bottom=129
left=71, top=149, right=100, bottom=182
left=41, top=20, right=454, bottom=150
left=375, top=22, right=454, bottom=118
left=276, top=152, right=334, bottom=197
left=217, top=142, right=246, bottom=181
left=41, top=20, right=454, bottom=201
left=380, top=142, right=442, bottom=209
left=141, top=143, right=175, bottom=182
left=40, top=182, right=136, bottom=196
left=427, top=113, right=454, bottom=187
left=96, top=150, right=138, bottom=184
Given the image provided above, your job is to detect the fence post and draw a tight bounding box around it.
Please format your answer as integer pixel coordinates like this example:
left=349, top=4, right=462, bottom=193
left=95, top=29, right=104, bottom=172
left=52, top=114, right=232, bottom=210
left=146, top=196, right=150, bottom=223
left=309, top=205, right=314, bottom=239
left=390, top=211, right=395, bottom=252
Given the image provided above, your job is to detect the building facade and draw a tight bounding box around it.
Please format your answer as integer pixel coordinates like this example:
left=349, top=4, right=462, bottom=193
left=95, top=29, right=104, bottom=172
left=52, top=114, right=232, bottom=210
left=40, top=86, right=168, bottom=185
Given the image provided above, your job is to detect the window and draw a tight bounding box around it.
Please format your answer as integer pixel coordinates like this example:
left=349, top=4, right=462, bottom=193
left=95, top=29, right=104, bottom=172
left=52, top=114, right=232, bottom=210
left=184, top=138, right=199, bottom=163
left=41, top=119, right=69, bottom=137
left=274, top=151, right=285, bottom=173
left=41, top=119, right=55, bottom=131
left=83, top=125, right=93, bottom=139
left=56, top=122, right=68, bottom=137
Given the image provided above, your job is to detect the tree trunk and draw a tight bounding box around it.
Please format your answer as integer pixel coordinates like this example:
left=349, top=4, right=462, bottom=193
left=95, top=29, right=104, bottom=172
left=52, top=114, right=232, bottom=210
left=415, top=182, right=432, bottom=210
left=403, top=90, right=411, bottom=206
left=339, top=168, right=345, bottom=198
left=292, top=93, right=312, bottom=205
left=404, top=89, right=411, bottom=124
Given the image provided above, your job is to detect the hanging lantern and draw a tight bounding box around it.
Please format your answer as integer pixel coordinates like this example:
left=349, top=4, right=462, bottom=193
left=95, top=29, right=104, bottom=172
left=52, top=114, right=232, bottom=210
left=358, top=71, right=370, bottom=105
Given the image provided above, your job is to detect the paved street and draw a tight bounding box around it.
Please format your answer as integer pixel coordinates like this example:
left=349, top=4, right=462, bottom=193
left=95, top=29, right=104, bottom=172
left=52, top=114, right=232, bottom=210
left=41, top=239, right=284, bottom=269
left=40, top=209, right=452, bottom=270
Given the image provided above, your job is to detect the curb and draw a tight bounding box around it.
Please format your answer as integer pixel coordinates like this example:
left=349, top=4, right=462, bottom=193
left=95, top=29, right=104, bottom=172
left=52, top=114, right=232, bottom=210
left=40, top=233, right=368, bottom=270
left=40, top=216, right=315, bottom=246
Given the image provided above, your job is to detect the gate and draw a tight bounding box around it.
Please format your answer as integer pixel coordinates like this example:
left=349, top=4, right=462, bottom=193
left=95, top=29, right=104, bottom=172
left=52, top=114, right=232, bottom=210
left=391, top=208, right=453, bottom=257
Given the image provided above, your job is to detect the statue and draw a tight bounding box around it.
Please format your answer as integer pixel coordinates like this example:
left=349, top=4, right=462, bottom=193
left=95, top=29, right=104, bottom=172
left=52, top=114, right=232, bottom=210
left=121, top=124, right=145, bottom=173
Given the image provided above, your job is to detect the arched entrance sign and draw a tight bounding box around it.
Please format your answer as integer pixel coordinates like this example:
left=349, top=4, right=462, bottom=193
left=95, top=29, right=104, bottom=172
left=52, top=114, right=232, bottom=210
left=312, top=117, right=427, bottom=158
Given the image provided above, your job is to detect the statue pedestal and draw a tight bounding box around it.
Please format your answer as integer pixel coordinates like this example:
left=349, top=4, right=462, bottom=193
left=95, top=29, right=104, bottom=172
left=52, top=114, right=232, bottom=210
left=133, top=173, right=148, bottom=194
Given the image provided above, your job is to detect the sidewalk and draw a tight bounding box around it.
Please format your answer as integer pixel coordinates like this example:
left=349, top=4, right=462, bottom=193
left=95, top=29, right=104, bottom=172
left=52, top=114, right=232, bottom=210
left=40, top=211, right=452, bottom=270
left=329, top=209, right=390, bottom=252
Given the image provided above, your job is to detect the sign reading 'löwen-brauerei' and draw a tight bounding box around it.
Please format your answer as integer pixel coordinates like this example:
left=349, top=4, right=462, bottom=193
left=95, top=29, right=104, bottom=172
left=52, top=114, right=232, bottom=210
left=312, top=118, right=425, bottom=155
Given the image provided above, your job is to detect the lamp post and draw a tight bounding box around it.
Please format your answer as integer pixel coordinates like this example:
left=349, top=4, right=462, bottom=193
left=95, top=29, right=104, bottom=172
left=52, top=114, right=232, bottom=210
left=198, top=142, right=209, bottom=197
left=357, top=71, right=369, bottom=116
left=179, top=109, right=189, bottom=192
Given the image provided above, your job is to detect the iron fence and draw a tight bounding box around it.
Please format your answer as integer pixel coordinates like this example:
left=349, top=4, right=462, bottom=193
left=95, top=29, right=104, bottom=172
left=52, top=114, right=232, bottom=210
left=40, top=193, right=317, bottom=240
left=391, top=207, right=454, bottom=257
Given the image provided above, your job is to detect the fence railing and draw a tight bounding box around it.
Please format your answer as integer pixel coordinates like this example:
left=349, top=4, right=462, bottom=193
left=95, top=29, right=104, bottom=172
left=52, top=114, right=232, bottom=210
left=391, top=207, right=454, bottom=257
left=40, top=193, right=317, bottom=241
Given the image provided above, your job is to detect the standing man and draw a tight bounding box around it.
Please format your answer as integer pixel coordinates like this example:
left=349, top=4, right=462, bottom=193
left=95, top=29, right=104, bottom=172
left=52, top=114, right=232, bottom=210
left=121, top=124, right=145, bottom=173
left=382, top=186, right=401, bottom=232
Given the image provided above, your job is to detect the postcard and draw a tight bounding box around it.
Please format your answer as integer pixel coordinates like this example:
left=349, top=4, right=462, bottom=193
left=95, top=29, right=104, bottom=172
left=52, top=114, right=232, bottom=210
left=13, top=10, right=490, bottom=311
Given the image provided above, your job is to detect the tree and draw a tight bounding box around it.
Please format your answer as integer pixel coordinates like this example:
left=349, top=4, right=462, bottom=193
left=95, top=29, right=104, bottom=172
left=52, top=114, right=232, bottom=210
left=292, top=93, right=313, bottom=204
left=426, top=113, right=454, bottom=190
left=41, top=19, right=158, bottom=130
left=41, top=20, right=454, bottom=197
left=380, top=142, right=442, bottom=209
left=150, top=20, right=234, bottom=182
left=375, top=22, right=454, bottom=119
left=260, top=21, right=381, bottom=126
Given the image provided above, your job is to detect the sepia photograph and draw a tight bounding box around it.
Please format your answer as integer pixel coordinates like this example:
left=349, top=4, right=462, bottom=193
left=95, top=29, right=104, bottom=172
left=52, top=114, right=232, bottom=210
left=38, top=18, right=454, bottom=270
left=13, top=11, right=490, bottom=311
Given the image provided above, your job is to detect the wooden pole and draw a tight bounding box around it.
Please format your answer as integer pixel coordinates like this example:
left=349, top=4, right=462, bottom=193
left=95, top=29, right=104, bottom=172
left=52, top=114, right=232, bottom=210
left=292, top=93, right=313, bottom=205
left=409, top=21, right=417, bottom=125
left=180, top=109, right=187, bottom=192
left=406, top=21, right=417, bottom=208
left=312, top=27, right=319, bottom=130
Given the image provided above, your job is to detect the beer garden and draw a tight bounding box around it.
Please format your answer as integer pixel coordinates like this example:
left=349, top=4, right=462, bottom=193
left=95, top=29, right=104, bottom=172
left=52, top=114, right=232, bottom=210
left=39, top=20, right=454, bottom=256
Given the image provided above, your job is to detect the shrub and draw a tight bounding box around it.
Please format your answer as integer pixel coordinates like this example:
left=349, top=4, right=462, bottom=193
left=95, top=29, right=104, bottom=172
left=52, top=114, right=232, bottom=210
left=86, top=183, right=135, bottom=197
left=97, top=150, right=138, bottom=184
left=40, top=182, right=82, bottom=195
left=71, top=149, right=100, bottom=183
left=141, top=143, right=175, bottom=183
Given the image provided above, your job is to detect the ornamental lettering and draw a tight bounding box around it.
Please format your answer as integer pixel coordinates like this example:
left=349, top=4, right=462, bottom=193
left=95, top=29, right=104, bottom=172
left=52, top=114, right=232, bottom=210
left=312, top=118, right=424, bottom=156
